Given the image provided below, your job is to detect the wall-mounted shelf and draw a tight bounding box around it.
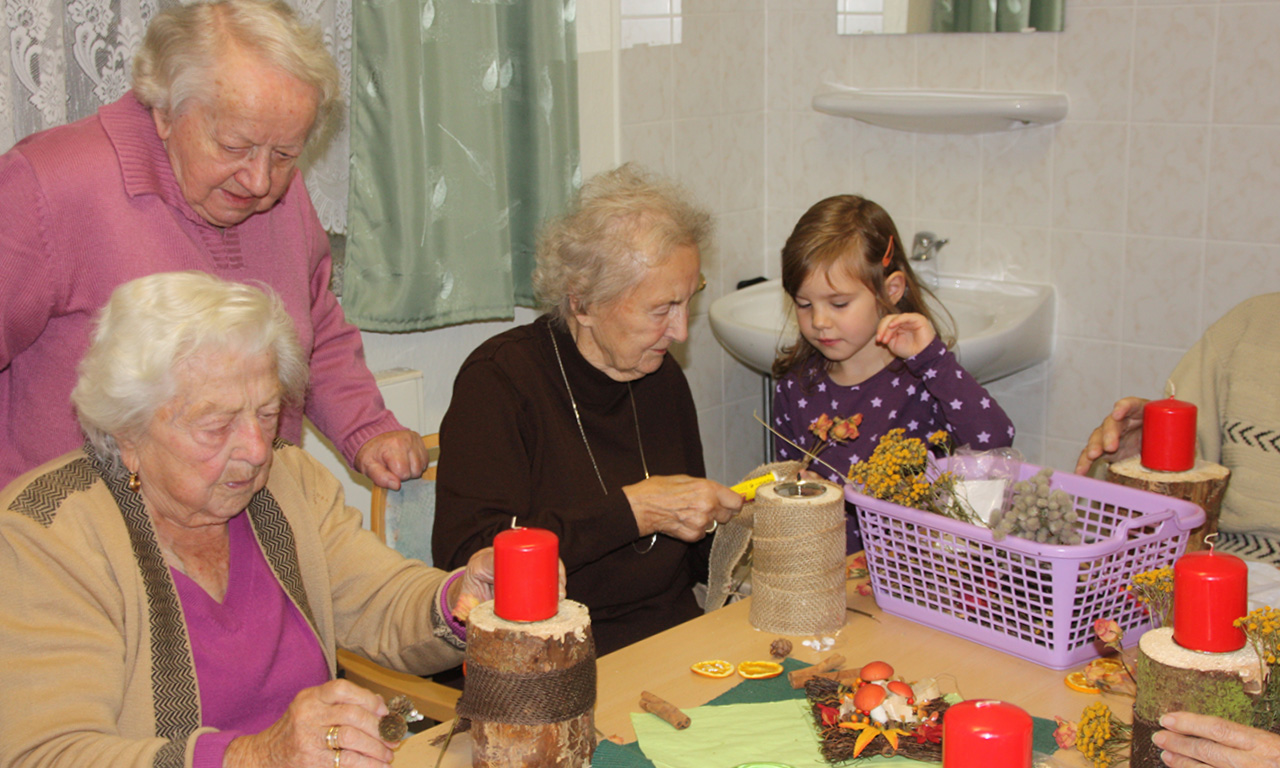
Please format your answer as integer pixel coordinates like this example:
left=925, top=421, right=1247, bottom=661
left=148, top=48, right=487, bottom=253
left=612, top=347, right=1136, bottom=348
left=812, top=87, right=1068, bottom=134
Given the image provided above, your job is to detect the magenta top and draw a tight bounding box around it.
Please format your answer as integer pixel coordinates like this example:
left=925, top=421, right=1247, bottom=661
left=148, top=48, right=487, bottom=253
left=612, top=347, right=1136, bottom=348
left=0, top=92, right=403, bottom=487
left=172, top=513, right=329, bottom=768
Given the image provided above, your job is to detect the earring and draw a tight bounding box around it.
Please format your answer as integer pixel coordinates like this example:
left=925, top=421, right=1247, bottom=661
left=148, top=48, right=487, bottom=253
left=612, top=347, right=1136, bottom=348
left=127, top=472, right=141, bottom=492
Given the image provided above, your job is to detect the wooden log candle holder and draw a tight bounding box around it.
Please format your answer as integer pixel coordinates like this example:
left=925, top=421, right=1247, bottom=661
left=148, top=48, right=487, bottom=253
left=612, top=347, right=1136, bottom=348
left=456, top=600, right=596, bottom=767
left=1131, top=627, right=1276, bottom=768
left=1106, top=456, right=1230, bottom=551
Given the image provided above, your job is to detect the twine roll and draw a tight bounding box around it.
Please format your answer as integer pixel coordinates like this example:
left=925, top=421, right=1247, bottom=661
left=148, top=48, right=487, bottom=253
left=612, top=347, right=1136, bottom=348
left=750, top=480, right=846, bottom=634
left=705, top=462, right=846, bottom=635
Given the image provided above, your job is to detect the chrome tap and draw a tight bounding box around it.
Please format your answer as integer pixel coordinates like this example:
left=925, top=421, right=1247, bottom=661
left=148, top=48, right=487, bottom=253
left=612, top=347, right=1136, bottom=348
left=910, top=231, right=948, bottom=287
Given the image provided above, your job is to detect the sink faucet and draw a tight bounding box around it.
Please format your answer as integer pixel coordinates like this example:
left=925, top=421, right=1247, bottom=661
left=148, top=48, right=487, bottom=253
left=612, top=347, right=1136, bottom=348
left=910, top=231, right=949, bottom=288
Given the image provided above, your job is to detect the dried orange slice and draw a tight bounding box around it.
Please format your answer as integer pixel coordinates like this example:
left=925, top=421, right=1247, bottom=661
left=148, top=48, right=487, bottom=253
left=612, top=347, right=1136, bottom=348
left=1086, top=658, right=1126, bottom=675
left=737, top=660, right=785, bottom=679
left=1064, top=670, right=1100, bottom=694
left=691, top=659, right=735, bottom=678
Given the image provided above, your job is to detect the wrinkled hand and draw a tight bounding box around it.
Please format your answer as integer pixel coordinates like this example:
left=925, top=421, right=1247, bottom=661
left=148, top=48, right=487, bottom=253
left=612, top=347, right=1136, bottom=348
left=875, top=313, right=937, bottom=360
left=1152, top=711, right=1280, bottom=768
left=623, top=475, right=744, bottom=542
left=1074, top=396, right=1149, bottom=475
left=223, top=680, right=394, bottom=768
left=449, top=548, right=495, bottom=623
left=448, top=548, right=566, bottom=622
left=353, top=430, right=429, bottom=490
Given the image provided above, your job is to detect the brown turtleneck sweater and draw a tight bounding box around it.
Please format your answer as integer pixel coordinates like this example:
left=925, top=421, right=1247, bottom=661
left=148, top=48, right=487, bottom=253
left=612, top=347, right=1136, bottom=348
left=435, top=315, right=710, bottom=655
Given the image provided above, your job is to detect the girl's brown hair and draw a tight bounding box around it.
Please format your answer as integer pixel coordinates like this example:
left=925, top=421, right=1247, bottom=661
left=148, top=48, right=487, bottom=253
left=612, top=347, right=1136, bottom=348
left=772, top=195, right=952, bottom=381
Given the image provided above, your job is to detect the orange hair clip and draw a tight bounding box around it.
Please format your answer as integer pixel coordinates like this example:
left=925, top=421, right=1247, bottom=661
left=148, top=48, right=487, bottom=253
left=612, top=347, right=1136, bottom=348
left=881, top=235, right=895, bottom=268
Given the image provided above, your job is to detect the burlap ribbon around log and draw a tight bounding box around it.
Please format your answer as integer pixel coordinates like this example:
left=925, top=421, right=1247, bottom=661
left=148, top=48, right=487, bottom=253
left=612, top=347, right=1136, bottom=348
left=706, top=461, right=848, bottom=635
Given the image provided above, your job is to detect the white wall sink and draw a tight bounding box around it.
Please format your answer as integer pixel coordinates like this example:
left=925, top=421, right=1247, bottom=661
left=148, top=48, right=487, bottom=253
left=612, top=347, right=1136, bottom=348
left=812, top=87, right=1069, bottom=134
left=709, top=277, right=1055, bottom=384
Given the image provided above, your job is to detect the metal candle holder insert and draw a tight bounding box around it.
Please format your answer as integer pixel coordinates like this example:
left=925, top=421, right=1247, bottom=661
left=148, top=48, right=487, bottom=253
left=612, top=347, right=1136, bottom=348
left=774, top=480, right=827, bottom=498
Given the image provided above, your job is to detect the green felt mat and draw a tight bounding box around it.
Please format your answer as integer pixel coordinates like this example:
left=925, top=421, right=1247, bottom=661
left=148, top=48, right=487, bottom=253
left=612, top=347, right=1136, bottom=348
left=592, top=658, right=1058, bottom=767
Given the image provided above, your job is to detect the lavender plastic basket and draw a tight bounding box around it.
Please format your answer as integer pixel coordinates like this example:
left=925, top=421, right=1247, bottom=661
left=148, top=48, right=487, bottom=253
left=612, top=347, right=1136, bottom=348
left=845, top=458, right=1205, bottom=670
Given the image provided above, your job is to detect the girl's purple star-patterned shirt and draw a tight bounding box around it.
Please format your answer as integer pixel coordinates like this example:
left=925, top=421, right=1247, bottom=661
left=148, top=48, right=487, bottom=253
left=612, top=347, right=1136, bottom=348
left=772, top=338, right=1015, bottom=484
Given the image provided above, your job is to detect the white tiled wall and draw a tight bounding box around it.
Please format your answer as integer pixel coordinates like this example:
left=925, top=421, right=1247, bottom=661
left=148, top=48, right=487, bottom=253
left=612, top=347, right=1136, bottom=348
left=612, top=0, right=1280, bottom=480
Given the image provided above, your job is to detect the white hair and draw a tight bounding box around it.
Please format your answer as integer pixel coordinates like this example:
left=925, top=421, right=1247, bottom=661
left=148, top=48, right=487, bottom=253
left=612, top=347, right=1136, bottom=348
left=533, top=163, right=713, bottom=325
left=72, top=271, right=309, bottom=473
left=132, top=0, right=341, bottom=138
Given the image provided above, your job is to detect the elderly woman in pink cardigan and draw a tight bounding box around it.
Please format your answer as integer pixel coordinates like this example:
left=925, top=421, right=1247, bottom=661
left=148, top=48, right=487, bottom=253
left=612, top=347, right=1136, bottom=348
left=0, top=0, right=426, bottom=489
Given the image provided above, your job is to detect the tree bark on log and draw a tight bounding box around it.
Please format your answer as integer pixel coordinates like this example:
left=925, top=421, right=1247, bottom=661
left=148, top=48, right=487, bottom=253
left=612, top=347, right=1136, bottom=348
left=462, top=601, right=596, bottom=768
left=1105, top=457, right=1230, bottom=550
left=1131, top=628, right=1263, bottom=768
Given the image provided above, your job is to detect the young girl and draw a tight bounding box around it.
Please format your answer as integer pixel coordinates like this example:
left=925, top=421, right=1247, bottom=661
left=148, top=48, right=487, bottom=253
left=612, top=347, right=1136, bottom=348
left=771, top=195, right=1015, bottom=549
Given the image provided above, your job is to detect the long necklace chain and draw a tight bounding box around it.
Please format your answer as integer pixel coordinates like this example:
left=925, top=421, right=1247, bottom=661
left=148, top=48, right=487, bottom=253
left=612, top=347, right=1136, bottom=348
left=549, top=325, right=657, bottom=554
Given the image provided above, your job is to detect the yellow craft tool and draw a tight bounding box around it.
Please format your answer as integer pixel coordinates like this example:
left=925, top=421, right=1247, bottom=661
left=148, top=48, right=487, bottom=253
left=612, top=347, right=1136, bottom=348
left=731, top=470, right=785, bottom=501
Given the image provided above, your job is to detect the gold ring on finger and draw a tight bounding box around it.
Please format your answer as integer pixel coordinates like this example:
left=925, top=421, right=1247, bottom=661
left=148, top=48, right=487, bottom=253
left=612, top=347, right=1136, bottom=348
left=705, top=520, right=718, bottom=533
left=333, top=748, right=342, bottom=768
left=325, top=725, right=341, bottom=751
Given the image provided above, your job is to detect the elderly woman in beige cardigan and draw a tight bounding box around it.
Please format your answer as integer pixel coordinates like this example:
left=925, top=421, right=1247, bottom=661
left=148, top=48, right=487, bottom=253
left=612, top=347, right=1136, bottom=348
left=0, top=272, right=506, bottom=768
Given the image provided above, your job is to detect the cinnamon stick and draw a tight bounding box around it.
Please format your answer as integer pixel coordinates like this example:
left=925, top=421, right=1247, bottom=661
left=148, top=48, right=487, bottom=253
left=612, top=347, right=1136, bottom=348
left=803, top=667, right=865, bottom=685
left=788, top=654, right=847, bottom=688
left=639, top=691, right=690, bottom=730
left=832, top=667, right=862, bottom=684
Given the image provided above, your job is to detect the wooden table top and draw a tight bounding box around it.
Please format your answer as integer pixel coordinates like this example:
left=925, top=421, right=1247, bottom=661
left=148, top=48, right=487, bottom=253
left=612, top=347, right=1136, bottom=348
left=395, top=575, right=1118, bottom=766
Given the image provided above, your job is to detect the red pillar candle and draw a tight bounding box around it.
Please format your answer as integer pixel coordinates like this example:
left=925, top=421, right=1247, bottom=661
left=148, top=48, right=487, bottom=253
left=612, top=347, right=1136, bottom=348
left=942, top=700, right=1033, bottom=768
left=493, top=527, right=560, bottom=622
left=1173, top=550, right=1248, bottom=652
left=1141, top=398, right=1197, bottom=472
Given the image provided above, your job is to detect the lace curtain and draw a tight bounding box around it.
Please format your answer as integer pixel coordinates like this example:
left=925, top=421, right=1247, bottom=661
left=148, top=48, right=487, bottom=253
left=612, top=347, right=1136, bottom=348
left=0, top=0, right=353, bottom=233
left=342, top=0, right=579, bottom=331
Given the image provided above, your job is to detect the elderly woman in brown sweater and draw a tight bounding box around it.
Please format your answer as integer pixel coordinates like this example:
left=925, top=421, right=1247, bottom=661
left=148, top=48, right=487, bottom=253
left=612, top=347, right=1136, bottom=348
left=434, top=164, right=743, bottom=656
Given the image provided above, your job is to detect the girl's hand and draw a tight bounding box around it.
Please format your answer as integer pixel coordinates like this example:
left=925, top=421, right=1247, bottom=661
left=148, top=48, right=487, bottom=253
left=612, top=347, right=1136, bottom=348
left=876, top=313, right=937, bottom=360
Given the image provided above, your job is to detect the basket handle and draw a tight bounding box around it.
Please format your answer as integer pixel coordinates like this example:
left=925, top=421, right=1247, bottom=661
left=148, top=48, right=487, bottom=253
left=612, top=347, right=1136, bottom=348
left=1106, top=506, right=1180, bottom=538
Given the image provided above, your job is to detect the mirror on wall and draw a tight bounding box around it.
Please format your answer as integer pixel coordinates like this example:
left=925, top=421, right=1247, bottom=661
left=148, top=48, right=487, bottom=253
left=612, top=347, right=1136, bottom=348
left=838, top=0, right=1064, bottom=34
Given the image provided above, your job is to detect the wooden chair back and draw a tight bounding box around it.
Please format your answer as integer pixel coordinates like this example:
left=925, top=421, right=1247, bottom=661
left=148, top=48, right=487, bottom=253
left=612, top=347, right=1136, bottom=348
left=337, top=433, right=459, bottom=722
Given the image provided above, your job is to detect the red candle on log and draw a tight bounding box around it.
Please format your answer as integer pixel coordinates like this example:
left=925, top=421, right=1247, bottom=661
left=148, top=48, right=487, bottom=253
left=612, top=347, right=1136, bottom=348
left=1141, top=398, right=1197, bottom=472
left=494, top=527, right=560, bottom=622
left=942, top=700, right=1033, bottom=768
left=1173, top=550, right=1247, bottom=652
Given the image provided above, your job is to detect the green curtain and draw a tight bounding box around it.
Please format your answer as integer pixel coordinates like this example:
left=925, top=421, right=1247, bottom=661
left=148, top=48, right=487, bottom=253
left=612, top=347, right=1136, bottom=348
left=931, top=0, right=1063, bottom=32
left=344, top=0, right=580, bottom=331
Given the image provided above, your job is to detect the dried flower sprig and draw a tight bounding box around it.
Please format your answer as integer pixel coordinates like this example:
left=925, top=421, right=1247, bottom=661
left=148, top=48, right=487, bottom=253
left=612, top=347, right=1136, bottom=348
left=1090, top=619, right=1136, bottom=693
left=846, top=429, right=977, bottom=523
left=802, top=412, right=865, bottom=479
left=810, top=413, right=863, bottom=443
left=751, top=411, right=848, bottom=481
left=1129, top=566, right=1174, bottom=628
left=1235, top=606, right=1280, bottom=679
left=1053, top=716, right=1078, bottom=750
left=1074, top=702, right=1132, bottom=768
